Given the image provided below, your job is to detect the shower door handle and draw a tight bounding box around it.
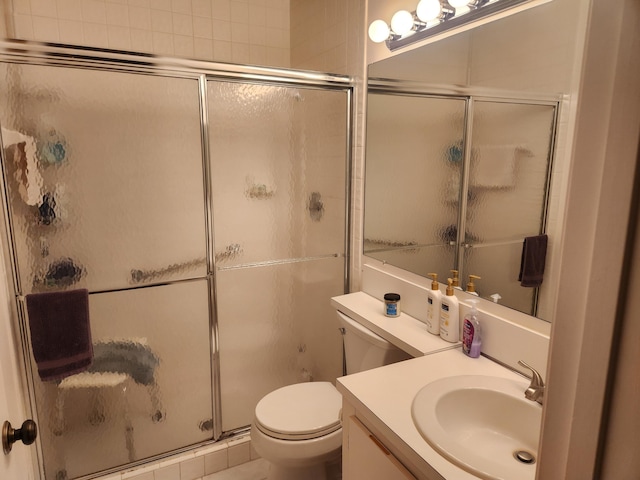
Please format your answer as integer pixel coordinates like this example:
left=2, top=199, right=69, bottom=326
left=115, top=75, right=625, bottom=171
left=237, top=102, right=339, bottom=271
left=2, top=419, right=37, bottom=454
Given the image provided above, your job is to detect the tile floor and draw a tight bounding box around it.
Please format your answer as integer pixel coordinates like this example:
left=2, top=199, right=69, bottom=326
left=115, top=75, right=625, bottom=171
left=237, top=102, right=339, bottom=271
left=204, top=459, right=269, bottom=480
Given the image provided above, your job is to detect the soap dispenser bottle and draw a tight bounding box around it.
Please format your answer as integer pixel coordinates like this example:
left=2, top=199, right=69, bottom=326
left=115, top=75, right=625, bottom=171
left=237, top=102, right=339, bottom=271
left=466, top=274, right=481, bottom=296
left=439, top=278, right=460, bottom=343
left=462, top=299, right=482, bottom=357
left=425, top=273, right=442, bottom=335
left=451, top=270, right=463, bottom=290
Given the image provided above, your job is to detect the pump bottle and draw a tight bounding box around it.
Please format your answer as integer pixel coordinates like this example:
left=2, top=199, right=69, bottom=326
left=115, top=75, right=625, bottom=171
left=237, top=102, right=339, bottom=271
left=462, top=299, right=482, bottom=357
left=450, top=270, right=463, bottom=291
left=425, top=273, right=442, bottom=335
left=439, top=278, right=460, bottom=343
left=465, top=274, right=481, bottom=296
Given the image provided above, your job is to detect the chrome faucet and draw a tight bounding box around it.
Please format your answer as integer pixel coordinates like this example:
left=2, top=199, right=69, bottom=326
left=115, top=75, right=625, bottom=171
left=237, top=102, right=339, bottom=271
left=518, top=360, right=545, bottom=405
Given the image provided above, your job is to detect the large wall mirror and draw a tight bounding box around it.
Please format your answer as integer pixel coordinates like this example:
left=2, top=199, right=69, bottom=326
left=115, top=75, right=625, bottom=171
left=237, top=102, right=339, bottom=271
left=364, top=0, right=583, bottom=322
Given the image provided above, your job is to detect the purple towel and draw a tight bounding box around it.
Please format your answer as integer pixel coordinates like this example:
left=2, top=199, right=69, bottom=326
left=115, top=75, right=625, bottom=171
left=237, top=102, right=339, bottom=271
left=25, top=289, right=93, bottom=381
left=518, top=235, right=548, bottom=287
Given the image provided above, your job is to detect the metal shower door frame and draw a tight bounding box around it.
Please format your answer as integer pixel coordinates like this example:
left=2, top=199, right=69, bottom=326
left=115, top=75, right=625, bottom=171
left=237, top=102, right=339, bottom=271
left=0, top=39, right=354, bottom=478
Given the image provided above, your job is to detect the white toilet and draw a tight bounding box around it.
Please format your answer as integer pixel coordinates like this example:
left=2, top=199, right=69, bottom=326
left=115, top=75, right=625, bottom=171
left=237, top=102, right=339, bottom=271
left=250, top=310, right=412, bottom=480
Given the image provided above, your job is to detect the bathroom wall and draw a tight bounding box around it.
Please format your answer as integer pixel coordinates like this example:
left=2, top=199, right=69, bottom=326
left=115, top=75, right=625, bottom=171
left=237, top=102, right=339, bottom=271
left=1, top=0, right=291, bottom=68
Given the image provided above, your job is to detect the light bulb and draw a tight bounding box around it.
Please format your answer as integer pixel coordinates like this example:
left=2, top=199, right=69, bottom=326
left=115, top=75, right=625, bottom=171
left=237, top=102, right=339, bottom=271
left=448, top=0, right=471, bottom=7
left=368, top=19, right=391, bottom=43
left=416, top=0, right=443, bottom=22
left=390, top=10, right=414, bottom=35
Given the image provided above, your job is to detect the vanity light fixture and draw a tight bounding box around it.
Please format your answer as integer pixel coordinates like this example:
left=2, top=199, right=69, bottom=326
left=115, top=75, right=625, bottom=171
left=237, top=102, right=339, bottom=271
left=369, top=0, right=548, bottom=51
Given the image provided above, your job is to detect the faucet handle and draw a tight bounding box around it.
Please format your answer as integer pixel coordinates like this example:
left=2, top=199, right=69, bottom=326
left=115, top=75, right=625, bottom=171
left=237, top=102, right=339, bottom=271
left=518, top=360, right=545, bottom=404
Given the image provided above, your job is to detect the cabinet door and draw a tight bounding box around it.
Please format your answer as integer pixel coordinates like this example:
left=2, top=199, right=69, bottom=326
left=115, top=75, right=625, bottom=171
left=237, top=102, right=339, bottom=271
left=346, top=416, right=417, bottom=480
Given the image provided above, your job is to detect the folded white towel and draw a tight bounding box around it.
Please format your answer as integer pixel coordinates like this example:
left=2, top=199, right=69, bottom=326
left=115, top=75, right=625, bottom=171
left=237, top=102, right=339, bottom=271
left=2, top=127, right=43, bottom=205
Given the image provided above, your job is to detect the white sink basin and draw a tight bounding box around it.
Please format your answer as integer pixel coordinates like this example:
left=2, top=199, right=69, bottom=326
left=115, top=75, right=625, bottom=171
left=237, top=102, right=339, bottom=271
left=411, top=375, right=542, bottom=480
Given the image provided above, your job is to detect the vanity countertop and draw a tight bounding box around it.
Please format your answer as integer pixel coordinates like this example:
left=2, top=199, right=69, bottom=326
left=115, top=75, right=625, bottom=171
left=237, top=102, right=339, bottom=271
left=337, top=349, right=533, bottom=480
left=331, top=291, right=459, bottom=357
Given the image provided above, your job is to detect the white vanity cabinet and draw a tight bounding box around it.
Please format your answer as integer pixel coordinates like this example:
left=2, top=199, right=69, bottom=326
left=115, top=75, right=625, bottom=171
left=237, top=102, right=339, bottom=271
left=345, top=415, right=417, bottom=480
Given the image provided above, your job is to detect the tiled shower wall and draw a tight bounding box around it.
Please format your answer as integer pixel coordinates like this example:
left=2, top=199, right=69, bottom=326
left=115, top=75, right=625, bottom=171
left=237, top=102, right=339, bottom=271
left=1, top=0, right=291, bottom=67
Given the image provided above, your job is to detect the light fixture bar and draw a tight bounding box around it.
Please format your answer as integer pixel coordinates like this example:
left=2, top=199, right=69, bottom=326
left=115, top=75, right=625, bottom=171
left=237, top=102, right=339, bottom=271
left=379, top=0, right=535, bottom=52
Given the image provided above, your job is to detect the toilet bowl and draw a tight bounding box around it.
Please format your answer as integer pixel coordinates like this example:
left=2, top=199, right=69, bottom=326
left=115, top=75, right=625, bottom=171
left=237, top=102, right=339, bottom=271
left=251, top=382, right=342, bottom=480
left=251, top=310, right=412, bottom=480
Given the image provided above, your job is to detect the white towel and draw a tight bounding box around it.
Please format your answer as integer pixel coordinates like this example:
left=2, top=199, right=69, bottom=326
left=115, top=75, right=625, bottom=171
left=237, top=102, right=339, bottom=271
left=1, top=127, right=43, bottom=206
left=471, top=145, right=517, bottom=189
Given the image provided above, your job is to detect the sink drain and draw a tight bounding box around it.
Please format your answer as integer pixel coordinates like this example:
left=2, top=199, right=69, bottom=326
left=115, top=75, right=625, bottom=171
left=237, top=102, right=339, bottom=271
left=513, top=450, right=536, bottom=464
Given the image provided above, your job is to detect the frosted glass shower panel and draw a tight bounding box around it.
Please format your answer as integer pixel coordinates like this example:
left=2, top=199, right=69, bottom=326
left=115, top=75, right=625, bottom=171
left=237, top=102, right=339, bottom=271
left=30, top=280, right=213, bottom=480
left=465, top=101, right=555, bottom=244
left=0, top=63, right=206, bottom=293
left=207, top=81, right=348, bottom=266
left=364, top=92, right=465, bottom=275
left=216, top=257, right=345, bottom=432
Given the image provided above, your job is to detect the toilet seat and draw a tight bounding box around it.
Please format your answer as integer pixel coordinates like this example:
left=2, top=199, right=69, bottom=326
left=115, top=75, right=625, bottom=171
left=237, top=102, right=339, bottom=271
left=254, top=382, right=342, bottom=441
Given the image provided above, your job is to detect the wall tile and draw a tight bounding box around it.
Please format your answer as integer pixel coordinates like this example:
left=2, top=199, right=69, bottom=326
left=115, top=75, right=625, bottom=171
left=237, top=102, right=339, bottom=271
left=31, top=0, right=58, bottom=17
left=151, top=8, right=172, bottom=32
left=59, top=18, right=85, bottom=43
left=130, top=27, right=153, bottom=50
left=154, top=463, right=180, bottom=480
left=179, top=456, right=205, bottom=480
left=193, top=15, right=212, bottom=38
left=174, top=33, right=194, bottom=56
left=57, top=0, right=84, bottom=20
left=212, top=0, right=230, bottom=21
left=13, top=0, right=33, bottom=16
left=203, top=448, right=228, bottom=474
left=227, top=439, right=251, bottom=467
left=152, top=30, right=174, bottom=53
left=212, top=19, right=231, bottom=41
left=81, top=0, right=107, bottom=23
left=192, top=0, right=211, bottom=18
left=82, top=19, right=108, bottom=45
left=172, top=0, right=192, bottom=15
left=150, top=0, right=172, bottom=11
left=108, top=24, right=132, bottom=49
left=106, top=2, right=130, bottom=26
left=173, top=12, right=193, bottom=35
left=129, top=6, right=152, bottom=29
left=13, top=14, right=35, bottom=38
left=32, top=16, right=60, bottom=41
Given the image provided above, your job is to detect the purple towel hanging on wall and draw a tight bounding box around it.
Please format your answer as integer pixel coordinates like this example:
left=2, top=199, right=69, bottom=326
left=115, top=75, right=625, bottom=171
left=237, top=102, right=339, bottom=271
left=25, top=289, right=93, bottom=381
left=518, top=235, right=548, bottom=287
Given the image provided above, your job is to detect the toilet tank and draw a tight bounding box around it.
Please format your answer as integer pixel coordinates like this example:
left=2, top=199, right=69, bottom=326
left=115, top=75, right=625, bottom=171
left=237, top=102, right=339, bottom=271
left=336, top=311, right=412, bottom=374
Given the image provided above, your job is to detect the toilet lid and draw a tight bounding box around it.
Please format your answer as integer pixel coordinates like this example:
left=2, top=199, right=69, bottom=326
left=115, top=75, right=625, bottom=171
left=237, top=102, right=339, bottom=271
left=254, top=382, right=342, bottom=440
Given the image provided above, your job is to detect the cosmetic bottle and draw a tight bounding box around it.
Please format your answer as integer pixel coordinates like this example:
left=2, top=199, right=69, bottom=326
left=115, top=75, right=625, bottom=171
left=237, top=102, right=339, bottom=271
left=425, top=273, right=442, bottom=335
left=439, top=278, right=460, bottom=343
left=465, top=274, right=481, bottom=296
left=450, top=269, right=463, bottom=291
left=462, top=299, right=482, bottom=358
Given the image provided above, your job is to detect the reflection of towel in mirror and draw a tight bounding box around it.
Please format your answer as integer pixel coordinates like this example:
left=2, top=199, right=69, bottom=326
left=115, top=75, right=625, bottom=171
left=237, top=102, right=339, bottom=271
left=25, top=289, right=93, bottom=381
left=1, top=127, right=43, bottom=205
left=88, top=340, right=159, bottom=386
left=472, top=145, right=517, bottom=189
left=519, top=235, right=548, bottom=287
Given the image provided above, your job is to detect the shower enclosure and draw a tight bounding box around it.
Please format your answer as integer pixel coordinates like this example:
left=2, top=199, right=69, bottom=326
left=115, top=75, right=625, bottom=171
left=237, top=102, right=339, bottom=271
left=0, top=42, right=352, bottom=480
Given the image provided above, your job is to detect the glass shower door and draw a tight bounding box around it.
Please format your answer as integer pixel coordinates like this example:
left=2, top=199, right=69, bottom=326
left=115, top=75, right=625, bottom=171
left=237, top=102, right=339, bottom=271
left=0, top=63, right=212, bottom=479
left=207, top=80, right=349, bottom=433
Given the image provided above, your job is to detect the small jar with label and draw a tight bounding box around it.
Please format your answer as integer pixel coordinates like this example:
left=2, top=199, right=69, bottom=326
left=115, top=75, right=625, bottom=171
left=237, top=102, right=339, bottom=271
left=383, top=293, right=401, bottom=317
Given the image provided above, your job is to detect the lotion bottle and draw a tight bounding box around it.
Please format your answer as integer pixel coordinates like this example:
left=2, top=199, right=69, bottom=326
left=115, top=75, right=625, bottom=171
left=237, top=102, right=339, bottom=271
left=439, top=278, right=460, bottom=343
left=462, top=299, right=482, bottom=358
left=425, top=273, right=442, bottom=335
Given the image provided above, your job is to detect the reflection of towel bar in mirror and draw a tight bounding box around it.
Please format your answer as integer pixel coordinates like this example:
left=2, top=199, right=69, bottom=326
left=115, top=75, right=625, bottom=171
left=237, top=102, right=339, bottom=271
left=129, top=243, right=244, bottom=283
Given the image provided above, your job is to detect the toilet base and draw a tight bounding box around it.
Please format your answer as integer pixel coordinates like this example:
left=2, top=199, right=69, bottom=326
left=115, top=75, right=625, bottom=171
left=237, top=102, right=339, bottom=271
left=265, top=456, right=342, bottom=480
